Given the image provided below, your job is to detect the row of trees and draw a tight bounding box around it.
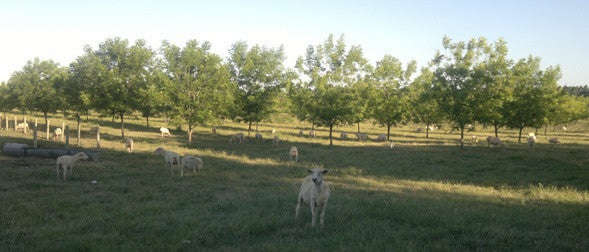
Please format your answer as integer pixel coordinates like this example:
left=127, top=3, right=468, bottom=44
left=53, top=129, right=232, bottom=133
left=1, top=35, right=587, bottom=147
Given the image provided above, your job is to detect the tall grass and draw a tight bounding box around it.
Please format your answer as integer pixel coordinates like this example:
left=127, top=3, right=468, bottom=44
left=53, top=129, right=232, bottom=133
left=0, top=112, right=587, bottom=250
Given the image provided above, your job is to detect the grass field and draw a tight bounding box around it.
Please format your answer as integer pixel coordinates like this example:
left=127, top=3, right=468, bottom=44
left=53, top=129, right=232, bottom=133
left=1, top=112, right=588, bottom=250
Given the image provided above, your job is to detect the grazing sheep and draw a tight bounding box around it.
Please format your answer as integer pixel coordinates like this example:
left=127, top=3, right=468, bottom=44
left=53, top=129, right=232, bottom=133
left=340, top=132, right=348, bottom=140
left=16, top=122, right=29, bottom=131
left=465, top=124, right=473, bottom=129
left=180, top=155, right=204, bottom=176
left=562, top=126, right=567, bottom=131
left=88, top=126, right=99, bottom=135
left=125, top=138, right=134, bottom=153
left=389, top=140, right=395, bottom=148
left=375, top=134, right=387, bottom=142
left=154, top=147, right=181, bottom=174
left=309, top=130, right=316, bottom=138
left=52, top=127, right=63, bottom=139
left=272, top=136, right=280, bottom=147
left=289, top=146, right=299, bottom=162
left=271, top=128, right=276, bottom=134
left=547, top=137, right=561, bottom=144
left=471, top=135, right=478, bottom=143
left=212, top=127, right=217, bottom=135
left=295, top=168, right=331, bottom=227
left=356, top=133, right=369, bottom=142
left=160, top=127, right=172, bottom=137
left=255, top=132, right=264, bottom=143
left=298, top=130, right=304, bottom=137
left=229, top=132, right=245, bottom=143
left=527, top=133, right=536, bottom=149
left=427, top=125, right=437, bottom=132
left=416, top=128, right=424, bottom=133
left=486, top=136, right=505, bottom=147
left=56, top=152, right=88, bottom=181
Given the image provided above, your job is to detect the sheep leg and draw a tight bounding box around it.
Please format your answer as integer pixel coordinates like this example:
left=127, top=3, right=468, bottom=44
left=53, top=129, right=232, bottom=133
left=310, top=201, right=317, bottom=227
left=63, top=166, right=68, bottom=181
left=180, top=165, right=184, bottom=176
left=56, top=164, right=60, bottom=180
left=295, top=197, right=303, bottom=219
left=320, top=203, right=327, bottom=227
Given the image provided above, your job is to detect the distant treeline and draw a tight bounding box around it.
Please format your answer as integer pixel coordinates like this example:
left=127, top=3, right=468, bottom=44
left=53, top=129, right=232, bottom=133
left=561, top=85, right=589, bottom=97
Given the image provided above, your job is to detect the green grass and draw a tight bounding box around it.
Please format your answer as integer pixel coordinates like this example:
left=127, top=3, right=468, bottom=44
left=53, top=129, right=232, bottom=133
left=1, top=112, right=588, bottom=250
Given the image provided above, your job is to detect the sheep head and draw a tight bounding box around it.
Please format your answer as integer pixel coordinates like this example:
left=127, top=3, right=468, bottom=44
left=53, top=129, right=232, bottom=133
left=308, top=168, right=328, bottom=185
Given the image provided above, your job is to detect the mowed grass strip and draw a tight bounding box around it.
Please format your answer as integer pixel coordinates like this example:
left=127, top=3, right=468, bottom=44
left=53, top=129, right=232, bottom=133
left=0, top=113, right=587, bottom=250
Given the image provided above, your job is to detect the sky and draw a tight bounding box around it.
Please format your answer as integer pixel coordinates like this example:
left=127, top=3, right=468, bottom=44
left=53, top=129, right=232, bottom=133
left=0, top=0, right=588, bottom=86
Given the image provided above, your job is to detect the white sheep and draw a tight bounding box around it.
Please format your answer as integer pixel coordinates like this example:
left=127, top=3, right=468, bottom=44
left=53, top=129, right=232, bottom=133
left=427, top=125, right=437, bottom=132
left=125, top=138, right=134, bottom=153
left=547, top=137, right=561, bottom=144
left=212, top=127, right=217, bottom=135
left=356, top=133, right=369, bottom=142
left=289, top=146, right=299, bottom=162
left=160, top=127, right=172, bottom=137
left=229, top=132, right=245, bottom=143
left=16, top=122, right=29, bottom=131
left=375, top=134, right=387, bottom=142
left=180, top=155, right=204, bottom=176
left=389, top=140, right=395, bottom=148
left=271, top=128, right=276, bottom=134
left=298, top=130, right=304, bottom=137
left=52, top=127, right=63, bottom=139
left=56, top=152, right=88, bottom=181
left=154, top=147, right=180, bottom=174
left=273, top=136, right=280, bottom=147
left=340, top=132, right=348, bottom=140
left=527, top=133, right=536, bottom=149
left=416, top=128, right=424, bottom=133
left=295, top=168, right=331, bottom=227
left=471, top=135, right=478, bottom=143
left=562, top=126, right=567, bottom=131
left=309, top=130, right=316, bottom=138
left=486, top=136, right=505, bottom=147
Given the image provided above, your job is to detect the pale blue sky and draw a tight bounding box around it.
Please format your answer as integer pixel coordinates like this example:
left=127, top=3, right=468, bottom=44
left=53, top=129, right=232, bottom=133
left=1, top=0, right=587, bottom=85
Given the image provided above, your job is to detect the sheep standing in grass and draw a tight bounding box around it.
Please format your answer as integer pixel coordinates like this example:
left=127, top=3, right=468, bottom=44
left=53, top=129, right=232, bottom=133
left=309, top=130, right=316, bottom=138
left=547, top=137, right=561, bottom=144
left=562, top=126, right=567, bottom=131
left=52, top=128, right=63, bottom=139
left=340, top=132, right=348, bottom=140
left=375, top=134, right=387, bottom=142
left=88, top=126, right=99, bottom=135
left=416, top=128, right=424, bottom=133
left=154, top=147, right=180, bottom=174
left=56, top=152, right=88, bottom=181
left=160, top=127, right=171, bottom=137
left=180, top=155, right=203, bottom=176
left=527, top=133, right=537, bottom=149
left=271, top=128, right=276, bottom=134
left=471, top=135, right=478, bottom=143
left=125, top=138, right=134, bottom=153
left=486, top=136, right=505, bottom=147
left=229, top=133, right=245, bottom=143
left=289, top=147, right=299, bottom=162
left=212, top=127, right=217, bottom=135
left=356, top=133, right=369, bottom=142
left=273, top=136, right=280, bottom=147
left=16, top=122, right=29, bottom=132
left=255, top=132, right=264, bottom=143
left=295, top=168, right=330, bottom=227
left=298, top=130, right=304, bottom=137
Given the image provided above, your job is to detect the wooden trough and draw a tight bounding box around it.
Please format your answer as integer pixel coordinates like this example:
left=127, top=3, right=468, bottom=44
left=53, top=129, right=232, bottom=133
left=2, top=143, right=100, bottom=162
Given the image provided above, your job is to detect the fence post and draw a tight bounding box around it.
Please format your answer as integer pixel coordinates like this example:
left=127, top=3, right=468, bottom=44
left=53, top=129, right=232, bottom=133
left=14, top=115, right=17, bottom=131
left=61, top=122, right=65, bottom=142
left=33, top=125, right=38, bottom=148
left=24, top=117, right=27, bottom=134
left=46, top=120, right=50, bottom=140
left=65, top=126, right=70, bottom=149
left=77, top=124, right=81, bottom=146
left=96, top=127, right=101, bottom=149
left=5, top=114, right=7, bottom=130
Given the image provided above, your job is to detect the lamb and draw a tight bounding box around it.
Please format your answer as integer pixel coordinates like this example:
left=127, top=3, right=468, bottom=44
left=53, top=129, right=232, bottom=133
left=562, top=126, right=567, bottom=131
left=160, top=127, right=171, bottom=137
left=471, top=135, right=478, bottom=143
left=180, top=155, right=204, bottom=176
left=52, top=127, right=63, bottom=139
left=486, top=136, right=505, bottom=147
left=547, top=137, right=561, bottom=144
left=154, top=147, right=181, bottom=174
left=427, top=125, right=437, bottom=132
left=56, top=152, right=88, bottom=181
left=309, top=130, right=316, bottom=138
left=289, top=146, right=299, bottom=162
left=229, top=132, right=245, bottom=143
left=295, top=168, right=330, bottom=227
left=356, top=133, right=369, bottom=142
left=340, top=132, right=348, bottom=140
left=125, top=138, right=134, bottom=153
left=255, top=132, right=264, bottom=143
left=16, top=122, right=29, bottom=131
left=527, top=133, right=536, bottom=149
left=272, top=136, right=280, bottom=147
left=375, top=134, right=387, bottom=142
left=271, top=128, right=276, bottom=134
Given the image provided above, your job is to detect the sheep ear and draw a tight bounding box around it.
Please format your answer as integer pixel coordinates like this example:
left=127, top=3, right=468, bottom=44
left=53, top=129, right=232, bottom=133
left=307, top=169, right=313, bottom=173
left=322, top=169, right=328, bottom=175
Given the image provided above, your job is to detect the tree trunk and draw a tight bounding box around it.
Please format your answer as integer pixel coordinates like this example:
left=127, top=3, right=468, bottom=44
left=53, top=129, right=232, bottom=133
left=248, top=121, right=252, bottom=136
left=544, top=125, right=548, bottom=135
left=534, top=127, right=539, bottom=135
left=329, top=124, right=333, bottom=146
left=426, top=122, right=430, bottom=138
left=76, top=116, right=81, bottom=146
left=146, top=116, right=150, bottom=128
left=387, top=124, right=391, bottom=141
left=256, top=122, right=258, bottom=132
left=43, top=112, right=49, bottom=132
left=494, top=124, right=499, bottom=138
left=311, top=123, right=315, bottom=131
left=357, top=122, right=360, bottom=135
left=460, top=127, right=464, bottom=149
left=188, top=126, right=193, bottom=146
left=120, top=113, right=125, bottom=138
left=518, top=127, right=523, bottom=143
